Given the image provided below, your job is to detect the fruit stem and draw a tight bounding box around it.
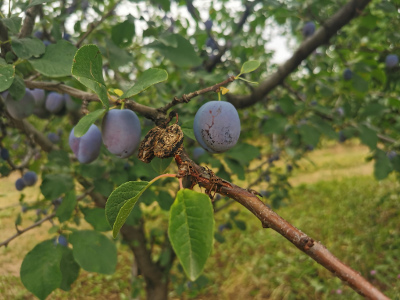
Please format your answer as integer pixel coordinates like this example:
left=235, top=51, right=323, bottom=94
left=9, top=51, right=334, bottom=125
left=120, top=101, right=125, bottom=110
left=149, top=173, right=177, bottom=185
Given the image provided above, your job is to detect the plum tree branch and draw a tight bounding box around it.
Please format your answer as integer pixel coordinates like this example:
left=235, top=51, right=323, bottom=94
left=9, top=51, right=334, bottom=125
left=19, top=5, right=41, bottom=38
left=227, top=0, right=372, bottom=108
left=75, top=0, right=121, bottom=48
left=158, top=75, right=236, bottom=113
left=0, top=189, right=93, bottom=248
left=175, top=151, right=389, bottom=300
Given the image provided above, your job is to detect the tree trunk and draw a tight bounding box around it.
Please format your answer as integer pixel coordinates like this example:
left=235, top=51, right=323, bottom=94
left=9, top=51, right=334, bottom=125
left=145, top=277, right=169, bottom=300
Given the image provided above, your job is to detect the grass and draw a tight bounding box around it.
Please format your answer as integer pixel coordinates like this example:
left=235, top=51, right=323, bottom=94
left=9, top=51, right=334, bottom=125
left=0, top=143, right=399, bottom=299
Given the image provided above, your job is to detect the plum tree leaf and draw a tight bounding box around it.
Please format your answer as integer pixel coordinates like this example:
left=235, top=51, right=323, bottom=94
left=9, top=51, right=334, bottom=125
left=168, top=189, right=214, bottom=281
left=69, top=230, right=117, bottom=274
left=20, top=240, right=62, bottom=300
left=105, top=181, right=151, bottom=238
left=2, top=16, right=22, bottom=34
left=181, top=119, right=196, bottom=140
left=146, top=34, right=202, bottom=67
left=239, top=60, right=261, bottom=76
left=81, top=207, right=111, bottom=232
left=29, top=40, right=76, bottom=77
left=56, top=191, right=76, bottom=223
left=11, top=38, right=45, bottom=59
left=8, top=75, right=25, bottom=100
left=40, top=174, right=74, bottom=199
left=0, top=64, right=15, bottom=92
left=151, top=157, right=173, bottom=174
left=374, top=149, right=392, bottom=180
left=73, top=108, right=107, bottom=137
left=59, top=247, right=80, bottom=291
left=71, top=44, right=109, bottom=108
left=111, top=15, right=135, bottom=47
left=359, top=124, right=378, bottom=150
left=120, top=68, right=168, bottom=99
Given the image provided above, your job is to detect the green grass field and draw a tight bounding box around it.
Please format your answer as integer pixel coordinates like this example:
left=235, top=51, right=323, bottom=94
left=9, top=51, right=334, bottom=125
left=0, top=143, right=399, bottom=299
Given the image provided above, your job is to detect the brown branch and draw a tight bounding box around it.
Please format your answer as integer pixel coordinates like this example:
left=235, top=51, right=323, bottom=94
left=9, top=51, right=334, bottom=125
left=227, top=0, right=372, bottom=108
left=0, top=20, right=12, bottom=58
left=175, top=151, right=389, bottom=299
left=0, top=213, right=56, bottom=247
left=75, top=0, right=121, bottom=48
left=24, top=80, right=165, bottom=122
left=0, top=189, right=93, bottom=248
left=158, top=75, right=236, bottom=113
left=19, top=5, right=41, bottom=38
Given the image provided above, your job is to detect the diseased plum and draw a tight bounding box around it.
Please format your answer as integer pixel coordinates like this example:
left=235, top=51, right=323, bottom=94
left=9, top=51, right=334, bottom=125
left=15, top=178, right=26, bottom=191
left=302, top=21, right=315, bottom=37
left=45, top=92, right=65, bottom=114
left=193, top=101, right=240, bottom=153
left=385, top=54, right=398, bottom=68
left=69, top=124, right=102, bottom=164
left=22, top=171, right=38, bottom=186
left=101, top=109, right=141, bottom=159
left=5, top=89, right=35, bottom=120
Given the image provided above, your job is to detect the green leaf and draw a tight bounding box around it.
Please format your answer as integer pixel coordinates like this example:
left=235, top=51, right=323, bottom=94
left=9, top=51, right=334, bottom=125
left=359, top=125, right=377, bottom=150
left=29, top=40, right=76, bottom=77
left=181, top=119, right=196, bottom=140
left=121, top=68, right=168, bottom=99
left=262, top=116, right=287, bottom=135
left=11, top=38, right=45, bottom=59
left=226, top=143, right=260, bottom=164
left=352, top=73, right=369, bottom=93
left=111, top=16, right=135, bottom=47
left=26, top=0, right=56, bottom=8
left=225, top=157, right=245, bottom=180
left=40, top=174, right=74, bottom=199
left=71, top=44, right=109, bottom=108
left=20, top=240, right=62, bottom=300
left=298, top=124, right=321, bottom=147
left=73, top=109, right=106, bottom=137
left=69, top=230, right=117, bottom=274
left=81, top=207, right=112, bottom=232
left=0, top=64, right=15, bottom=92
left=240, top=60, right=260, bottom=75
left=147, top=34, right=202, bottom=67
left=93, top=178, right=114, bottom=197
left=48, top=150, right=70, bottom=167
left=151, top=157, right=172, bottom=174
left=2, top=16, right=22, bottom=34
left=56, top=191, right=76, bottom=223
left=103, top=39, right=132, bottom=69
left=105, top=181, right=150, bottom=238
left=374, top=149, right=392, bottom=180
left=157, top=191, right=174, bottom=211
left=59, top=247, right=80, bottom=291
left=8, top=75, right=26, bottom=100
left=168, top=189, right=214, bottom=281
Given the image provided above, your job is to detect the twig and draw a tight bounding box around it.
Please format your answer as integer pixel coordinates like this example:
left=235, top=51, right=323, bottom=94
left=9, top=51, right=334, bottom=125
left=175, top=151, right=389, bottom=299
left=0, top=213, right=56, bottom=247
left=158, top=75, right=236, bottom=113
left=0, top=188, right=93, bottom=248
left=19, top=5, right=41, bottom=38
left=75, top=0, right=121, bottom=48
left=0, top=20, right=12, bottom=58
left=227, top=0, right=372, bottom=108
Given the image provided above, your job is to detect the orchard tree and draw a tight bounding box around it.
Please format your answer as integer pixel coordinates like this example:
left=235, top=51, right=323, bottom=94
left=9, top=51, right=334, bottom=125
left=0, top=0, right=399, bottom=299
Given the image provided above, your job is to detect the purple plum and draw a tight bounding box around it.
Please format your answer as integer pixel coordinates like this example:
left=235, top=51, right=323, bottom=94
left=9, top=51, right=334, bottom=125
left=45, top=92, right=65, bottom=114
left=69, top=124, right=102, bottom=164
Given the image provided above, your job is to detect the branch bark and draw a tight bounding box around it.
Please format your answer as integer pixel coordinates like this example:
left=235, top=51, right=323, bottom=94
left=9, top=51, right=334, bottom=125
left=175, top=151, right=389, bottom=300
left=227, top=0, right=372, bottom=108
left=19, top=5, right=41, bottom=38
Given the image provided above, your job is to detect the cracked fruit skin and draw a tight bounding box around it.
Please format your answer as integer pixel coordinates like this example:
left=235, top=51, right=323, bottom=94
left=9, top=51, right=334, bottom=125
left=193, top=101, right=240, bottom=153
left=69, top=124, right=102, bottom=164
left=101, top=109, right=141, bottom=159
